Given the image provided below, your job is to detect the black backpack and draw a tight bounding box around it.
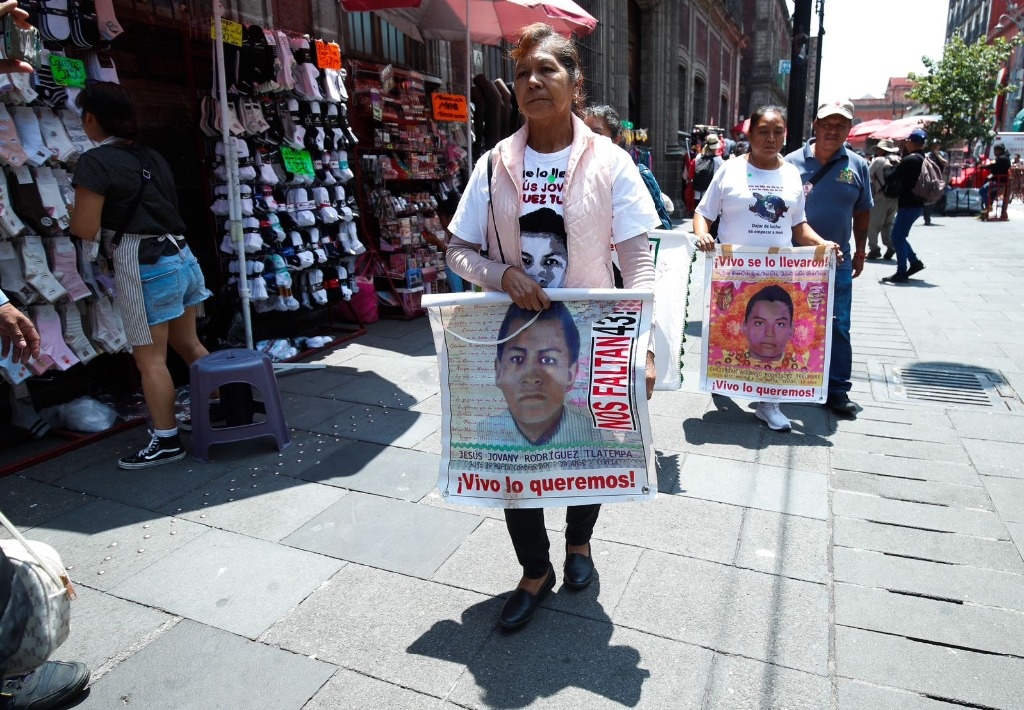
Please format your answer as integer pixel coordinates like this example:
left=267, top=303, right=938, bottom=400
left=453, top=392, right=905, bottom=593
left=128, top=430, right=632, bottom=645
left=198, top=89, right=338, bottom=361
left=692, top=156, right=716, bottom=192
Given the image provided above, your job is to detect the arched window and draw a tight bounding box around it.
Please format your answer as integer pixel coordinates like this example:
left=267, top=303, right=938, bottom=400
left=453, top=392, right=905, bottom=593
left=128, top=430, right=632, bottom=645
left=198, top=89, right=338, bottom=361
left=693, top=77, right=706, bottom=125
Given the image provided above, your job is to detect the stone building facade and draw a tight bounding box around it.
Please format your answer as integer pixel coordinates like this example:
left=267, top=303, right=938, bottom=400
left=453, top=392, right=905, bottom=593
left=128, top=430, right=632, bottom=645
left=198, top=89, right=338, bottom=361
left=738, top=0, right=793, bottom=120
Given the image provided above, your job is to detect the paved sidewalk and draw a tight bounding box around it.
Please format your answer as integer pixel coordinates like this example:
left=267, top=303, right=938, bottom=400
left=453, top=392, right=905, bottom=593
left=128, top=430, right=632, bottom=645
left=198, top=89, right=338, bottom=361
left=3, top=205, right=1023, bottom=709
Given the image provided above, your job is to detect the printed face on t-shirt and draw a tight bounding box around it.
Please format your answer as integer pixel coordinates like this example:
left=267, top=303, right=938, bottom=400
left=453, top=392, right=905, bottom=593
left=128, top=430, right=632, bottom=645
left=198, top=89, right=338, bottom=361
left=520, top=232, right=568, bottom=288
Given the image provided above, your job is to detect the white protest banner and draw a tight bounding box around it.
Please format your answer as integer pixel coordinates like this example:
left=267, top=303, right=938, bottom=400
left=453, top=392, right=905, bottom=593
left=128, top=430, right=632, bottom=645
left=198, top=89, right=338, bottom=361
left=699, top=245, right=835, bottom=403
left=648, top=228, right=696, bottom=390
left=424, top=289, right=656, bottom=509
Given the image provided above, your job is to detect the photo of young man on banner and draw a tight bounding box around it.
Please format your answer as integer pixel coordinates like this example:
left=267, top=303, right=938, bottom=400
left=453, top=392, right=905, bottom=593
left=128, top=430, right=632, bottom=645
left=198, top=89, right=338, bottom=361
left=700, top=245, right=835, bottom=403
left=424, top=289, right=656, bottom=509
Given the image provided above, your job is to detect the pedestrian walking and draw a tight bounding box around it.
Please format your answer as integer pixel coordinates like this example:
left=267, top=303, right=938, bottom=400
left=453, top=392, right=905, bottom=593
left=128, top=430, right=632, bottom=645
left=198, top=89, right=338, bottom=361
left=867, top=139, right=900, bottom=259
left=692, top=105, right=841, bottom=432
left=785, top=99, right=872, bottom=417
left=880, top=128, right=929, bottom=283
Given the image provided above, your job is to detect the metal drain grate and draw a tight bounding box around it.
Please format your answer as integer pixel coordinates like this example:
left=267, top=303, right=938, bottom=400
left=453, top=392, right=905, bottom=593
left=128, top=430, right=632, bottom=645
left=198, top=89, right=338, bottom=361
left=870, top=362, right=1023, bottom=412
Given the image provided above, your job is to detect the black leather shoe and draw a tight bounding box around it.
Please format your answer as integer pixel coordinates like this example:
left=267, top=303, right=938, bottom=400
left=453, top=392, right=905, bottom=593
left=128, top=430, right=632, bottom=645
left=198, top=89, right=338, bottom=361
left=866, top=249, right=881, bottom=259
left=1, top=661, right=90, bottom=710
left=563, top=543, right=595, bottom=590
left=499, top=566, right=555, bottom=631
left=881, top=274, right=908, bottom=283
left=906, top=260, right=926, bottom=277
left=826, top=394, right=859, bottom=417
left=882, top=248, right=895, bottom=260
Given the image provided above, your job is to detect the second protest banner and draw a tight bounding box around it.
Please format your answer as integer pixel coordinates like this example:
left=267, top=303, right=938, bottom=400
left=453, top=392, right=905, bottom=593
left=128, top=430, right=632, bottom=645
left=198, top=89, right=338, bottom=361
left=700, top=245, right=835, bottom=403
left=425, top=289, right=656, bottom=509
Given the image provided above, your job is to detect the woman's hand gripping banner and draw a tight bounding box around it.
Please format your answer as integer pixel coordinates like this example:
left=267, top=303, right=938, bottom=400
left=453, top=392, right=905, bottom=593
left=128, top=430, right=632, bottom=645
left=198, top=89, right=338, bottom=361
left=424, top=289, right=656, bottom=509
left=699, top=245, right=836, bottom=403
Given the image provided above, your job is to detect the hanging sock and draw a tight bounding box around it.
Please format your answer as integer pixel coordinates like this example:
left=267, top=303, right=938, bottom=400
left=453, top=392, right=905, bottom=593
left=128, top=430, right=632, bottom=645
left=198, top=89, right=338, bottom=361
left=93, top=0, right=123, bottom=40
left=35, top=168, right=72, bottom=232
left=10, top=167, right=63, bottom=237
left=0, top=105, right=31, bottom=169
left=59, top=301, right=98, bottom=364
left=31, top=304, right=80, bottom=371
left=46, top=236, right=91, bottom=301
left=34, top=50, right=70, bottom=109
left=20, top=235, right=68, bottom=303
left=8, top=72, right=39, bottom=105
left=36, top=108, right=78, bottom=162
left=0, top=343, right=34, bottom=384
left=59, top=109, right=97, bottom=154
left=85, top=52, right=119, bottom=83
left=69, top=0, right=102, bottom=47
left=273, top=30, right=296, bottom=92
left=0, top=239, right=37, bottom=304
left=38, top=0, right=72, bottom=42
left=11, top=107, right=54, bottom=167
left=86, top=293, right=127, bottom=353
left=0, top=172, right=29, bottom=240
left=8, top=390, right=51, bottom=437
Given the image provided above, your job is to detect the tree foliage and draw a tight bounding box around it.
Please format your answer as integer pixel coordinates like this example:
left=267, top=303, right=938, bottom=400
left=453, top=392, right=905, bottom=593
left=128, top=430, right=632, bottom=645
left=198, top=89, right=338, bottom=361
left=907, top=33, right=1020, bottom=151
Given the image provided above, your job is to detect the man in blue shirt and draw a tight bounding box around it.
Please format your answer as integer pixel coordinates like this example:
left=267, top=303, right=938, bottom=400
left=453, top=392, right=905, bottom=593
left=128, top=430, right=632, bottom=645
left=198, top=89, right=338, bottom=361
left=785, top=99, right=872, bottom=417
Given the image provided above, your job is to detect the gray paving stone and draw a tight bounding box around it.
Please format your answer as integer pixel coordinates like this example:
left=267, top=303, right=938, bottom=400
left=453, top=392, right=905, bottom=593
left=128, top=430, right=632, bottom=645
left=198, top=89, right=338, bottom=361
left=659, top=416, right=761, bottom=463
left=829, top=448, right=980, bottom=486
left=431, top=517, right=643, bottom=621
left=418, top=487, right=508, bottom=524
left=280, top=392, right=356, bottom=431
left=275, top=367, right=359, bottom=397
left=833, top=470, right=992, bottom=510
left=753, top=431, right=832, bottom=472
left=1009, top=522, right=1024, bottom=561
left=286, top=439, right=439, bottom=502
left=984, top=475, right=1024, bottom=524
left=50, top=584, right=173, bottom=673
left=647, top=388, right=712, bottom=420
left=833, top=417, right=960, bottom=444
left=734, top=509, right=828, bottom=583
left=680, top=455, right=828, bottom=519
left=0, top=476, right=95, bottom=530
left=829, top=431, right=971, bottom=464
left=705, top=654, right=830, bottom=710
left=836, top=626, right=1024, bottom=710
left=654, top=449, right=686, bottom=493
left=303, top=668, right=443, bottom=709
left=307, top=403, right=442, bottom=449
left=264, top=564, right=497, bottom=698
left=29, top=500, right=208, bottom=591
left=837, top=680, right=964, bottom=710
left=53, top=454, right=233, bottom=511
left=411, top=428, right=443, bottom=455
left=833, top=517, right=1024, bottom=573
left=159, top=469, right=347, bottom=541
left=833, top=490, right=1008, bottom=538
left=283, top=491, right=481, bottom=578
left=948, top=410, right=1024, bottom=442
left=77, top=619, right=335, bottom=710
left=18, top=435, right=120, bottom=484
left=596, top=496, right=743, bottom=564
left=409, top=393, right=442, bottom=415
left=848, top=405, right=952, bottom=429
left=181, top=428, right=353, bottom=470
left=110, top=528, right=343, bottom=638
left=835, top=582, right=1024, bottom=656
left=834, top=547, right=1024, bottom=611
left=446, top=613, right=713, bottom=710
left=962, top=438, right=1024, bottom=478
left=615, top=550, right=828, bottom=674
left=339, top=353, right=440, bottom=386
left=329, top=373, right=438, bottom=409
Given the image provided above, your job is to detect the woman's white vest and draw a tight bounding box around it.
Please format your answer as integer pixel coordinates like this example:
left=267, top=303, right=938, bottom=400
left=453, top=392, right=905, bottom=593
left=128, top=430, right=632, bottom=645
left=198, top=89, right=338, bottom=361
left=486, top=113, right=617, bottom=288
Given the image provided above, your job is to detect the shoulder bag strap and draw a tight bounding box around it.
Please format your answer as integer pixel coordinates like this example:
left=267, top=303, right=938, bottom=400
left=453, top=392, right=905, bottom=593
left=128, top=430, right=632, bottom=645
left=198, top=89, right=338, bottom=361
left=807, top=156, right=842, bottom=188
left=486, top=148, right=506, bottom=264
left=110, top=145, right=153, bottom=248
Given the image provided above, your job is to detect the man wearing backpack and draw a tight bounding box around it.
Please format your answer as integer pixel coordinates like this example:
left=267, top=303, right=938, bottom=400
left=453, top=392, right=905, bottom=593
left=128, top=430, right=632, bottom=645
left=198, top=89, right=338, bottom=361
left=881, top=128, right=930, bottom=284
left=690, top=134, right=724, bottom=207
left=786, top=98, right=872, bottom=417
left=867, top=139, right=900, bottom=259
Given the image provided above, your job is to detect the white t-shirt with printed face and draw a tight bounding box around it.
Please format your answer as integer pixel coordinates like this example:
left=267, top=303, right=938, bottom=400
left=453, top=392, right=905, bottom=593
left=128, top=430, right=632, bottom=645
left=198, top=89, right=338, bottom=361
left=695, top=157, right=807, bottom=248
left=448, top=139, right=660, bottom=288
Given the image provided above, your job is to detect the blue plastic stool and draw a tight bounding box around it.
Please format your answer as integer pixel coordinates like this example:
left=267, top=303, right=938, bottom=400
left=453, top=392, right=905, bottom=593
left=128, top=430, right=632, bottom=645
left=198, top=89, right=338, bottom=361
left=188, top=348, right=291, bottom=462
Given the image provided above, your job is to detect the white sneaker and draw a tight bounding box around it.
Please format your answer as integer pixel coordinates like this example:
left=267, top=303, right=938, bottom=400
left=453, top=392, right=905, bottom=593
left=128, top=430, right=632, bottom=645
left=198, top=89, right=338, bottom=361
left=755, top=401, right=791, bottom=432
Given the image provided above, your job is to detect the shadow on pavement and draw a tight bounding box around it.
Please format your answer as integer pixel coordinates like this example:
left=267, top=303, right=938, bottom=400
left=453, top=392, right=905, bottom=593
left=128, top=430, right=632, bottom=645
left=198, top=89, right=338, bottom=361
left=408, top=580, right=649, bottom=708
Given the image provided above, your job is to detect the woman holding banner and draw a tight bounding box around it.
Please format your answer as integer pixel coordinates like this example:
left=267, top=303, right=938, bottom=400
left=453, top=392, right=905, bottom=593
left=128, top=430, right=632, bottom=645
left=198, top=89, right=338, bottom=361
left=446, top=22, right=661, bottom=631
left=692, top=105, right=840, bottom=433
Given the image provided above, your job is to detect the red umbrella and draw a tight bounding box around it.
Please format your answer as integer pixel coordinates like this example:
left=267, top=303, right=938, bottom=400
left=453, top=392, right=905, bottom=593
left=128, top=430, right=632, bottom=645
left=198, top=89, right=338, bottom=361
left=341, top=0, right=422, bottom=10
left=732, top=117, right=750, bottom=136
left=375, top=0, right=597, bottom=45
left=870, top=115, right=941, bottom=140
left=846, top=118, right=891, bottom=141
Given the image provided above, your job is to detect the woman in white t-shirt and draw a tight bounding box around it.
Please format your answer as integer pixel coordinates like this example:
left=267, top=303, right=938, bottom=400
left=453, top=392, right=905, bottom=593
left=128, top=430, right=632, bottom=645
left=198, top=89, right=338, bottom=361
left=446, top=23, right=661, bottom=632
left=692, top=105, right=840, bottom=433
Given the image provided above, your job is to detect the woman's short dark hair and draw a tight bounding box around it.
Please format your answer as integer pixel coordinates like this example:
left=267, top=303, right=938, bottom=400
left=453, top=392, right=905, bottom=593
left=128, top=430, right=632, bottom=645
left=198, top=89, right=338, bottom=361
left=582, top=105, right=622, bottom=141
left=510, top=23, right=586, bottom=115
left=749, top=105, right=787, bottom=132
left=76, top=82, right=139, bottom=140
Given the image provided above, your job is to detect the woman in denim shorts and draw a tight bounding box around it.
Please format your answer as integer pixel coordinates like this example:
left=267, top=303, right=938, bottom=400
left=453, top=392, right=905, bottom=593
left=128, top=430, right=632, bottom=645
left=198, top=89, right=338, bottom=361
left=70, top=82, right=211, bottom=469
